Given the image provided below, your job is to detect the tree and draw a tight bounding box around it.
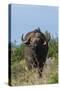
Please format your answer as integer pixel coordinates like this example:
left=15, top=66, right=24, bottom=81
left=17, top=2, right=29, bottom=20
left=44, top=31, right=51, bottom=41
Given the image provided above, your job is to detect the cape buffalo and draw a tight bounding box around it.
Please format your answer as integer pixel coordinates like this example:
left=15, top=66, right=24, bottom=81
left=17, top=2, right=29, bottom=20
left=21, top=28, right=48, bottom=77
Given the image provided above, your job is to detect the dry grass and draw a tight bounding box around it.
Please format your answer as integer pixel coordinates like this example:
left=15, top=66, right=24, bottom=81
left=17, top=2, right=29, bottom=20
left=10, top=57, right=58, bottom=86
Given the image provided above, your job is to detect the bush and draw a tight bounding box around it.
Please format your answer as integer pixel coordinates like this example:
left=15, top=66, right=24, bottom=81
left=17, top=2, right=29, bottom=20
left=11, top=44, right=25, bottom=64
left=48, top=37, right=58, bottom=58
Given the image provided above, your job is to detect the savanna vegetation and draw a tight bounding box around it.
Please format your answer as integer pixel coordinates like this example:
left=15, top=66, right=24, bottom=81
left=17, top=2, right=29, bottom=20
left=9, top=31, right=58, bottom=86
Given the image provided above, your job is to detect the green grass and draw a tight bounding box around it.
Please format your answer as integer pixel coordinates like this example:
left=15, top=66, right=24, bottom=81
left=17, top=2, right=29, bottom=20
left=48, top=73, right=58, bottom=84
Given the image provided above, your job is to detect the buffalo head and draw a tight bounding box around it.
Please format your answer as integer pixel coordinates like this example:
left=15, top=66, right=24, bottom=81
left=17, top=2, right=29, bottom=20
left=21, top=28, right=48, bottom=48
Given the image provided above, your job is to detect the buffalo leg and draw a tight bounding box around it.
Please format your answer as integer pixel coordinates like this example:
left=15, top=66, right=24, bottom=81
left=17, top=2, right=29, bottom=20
left=38, top=62, right=45, bottom=77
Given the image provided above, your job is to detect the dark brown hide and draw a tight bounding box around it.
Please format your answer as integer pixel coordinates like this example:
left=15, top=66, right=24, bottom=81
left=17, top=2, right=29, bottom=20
left=24, top=45, right=39, bottom=69
left=22, top=28, right=48, bottom=77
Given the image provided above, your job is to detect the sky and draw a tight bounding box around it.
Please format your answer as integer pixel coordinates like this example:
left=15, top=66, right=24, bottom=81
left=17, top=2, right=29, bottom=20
left=10, top=4, right=58, bottom=45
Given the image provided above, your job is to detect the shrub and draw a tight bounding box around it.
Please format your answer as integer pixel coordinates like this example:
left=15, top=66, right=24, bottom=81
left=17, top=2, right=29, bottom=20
left=11, top=44, right=25, bottom=64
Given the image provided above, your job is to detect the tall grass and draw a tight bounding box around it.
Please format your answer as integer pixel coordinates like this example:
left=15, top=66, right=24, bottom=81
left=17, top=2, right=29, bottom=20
left=9, top=32, right=58, bottom=86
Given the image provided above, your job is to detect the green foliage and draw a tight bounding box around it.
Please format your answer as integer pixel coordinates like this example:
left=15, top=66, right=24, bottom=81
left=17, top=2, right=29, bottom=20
left=48, top=73, right=58, bottom=84
left=48, top=37, right=58, bottom=58
left=44, top=31, right=58, bottom=59
left=11, top=44, right=25, bottom=64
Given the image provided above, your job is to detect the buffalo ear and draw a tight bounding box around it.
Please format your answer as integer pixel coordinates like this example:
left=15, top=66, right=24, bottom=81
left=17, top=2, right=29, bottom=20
left=26, top=38, right=31, bottom=44
left=24, top=38, right=31, bottom=45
